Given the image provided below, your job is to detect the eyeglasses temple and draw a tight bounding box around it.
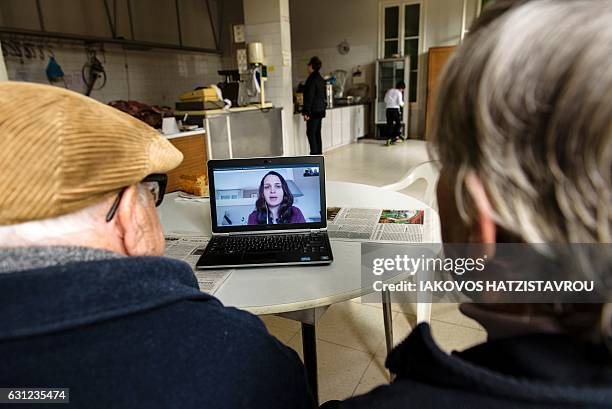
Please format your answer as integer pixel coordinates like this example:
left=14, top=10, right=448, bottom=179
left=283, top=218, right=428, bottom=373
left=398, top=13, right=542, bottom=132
left=105, top=188, right=127, bottom=222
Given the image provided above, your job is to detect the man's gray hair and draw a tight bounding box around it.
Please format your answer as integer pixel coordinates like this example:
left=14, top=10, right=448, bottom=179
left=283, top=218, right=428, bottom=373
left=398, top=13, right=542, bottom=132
left=431, top=0, right=611, bottom=244
left=0, top=184, right=151, bottom=246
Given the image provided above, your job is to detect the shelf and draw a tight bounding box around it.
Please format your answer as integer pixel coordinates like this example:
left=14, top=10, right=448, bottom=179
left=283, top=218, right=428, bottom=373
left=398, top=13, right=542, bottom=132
left=162, top=129, right=206, bottom=140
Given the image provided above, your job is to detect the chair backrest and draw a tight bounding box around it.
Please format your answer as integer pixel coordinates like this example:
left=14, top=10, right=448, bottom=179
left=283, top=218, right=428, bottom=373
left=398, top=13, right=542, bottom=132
left=382, top=160, right=440, bottom=207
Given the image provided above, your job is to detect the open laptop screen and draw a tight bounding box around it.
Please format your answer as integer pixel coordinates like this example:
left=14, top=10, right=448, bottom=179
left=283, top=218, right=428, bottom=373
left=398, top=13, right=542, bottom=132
left=208, top=157, right=326, bottom=233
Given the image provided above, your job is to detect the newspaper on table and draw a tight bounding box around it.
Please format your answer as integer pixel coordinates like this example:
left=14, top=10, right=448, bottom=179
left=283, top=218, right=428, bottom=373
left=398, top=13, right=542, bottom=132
left=164, top=234, right=232, bottom=294
left=327, top=207, right=434, bottom=243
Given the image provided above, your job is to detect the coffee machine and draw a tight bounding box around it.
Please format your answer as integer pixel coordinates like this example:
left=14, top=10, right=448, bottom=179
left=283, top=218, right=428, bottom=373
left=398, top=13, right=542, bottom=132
left=217, top=70, right=240, bottom=107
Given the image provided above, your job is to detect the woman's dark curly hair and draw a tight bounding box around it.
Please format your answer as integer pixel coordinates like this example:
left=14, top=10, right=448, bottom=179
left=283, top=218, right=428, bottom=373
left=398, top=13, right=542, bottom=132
left=254, top=171, right=295, bottom=224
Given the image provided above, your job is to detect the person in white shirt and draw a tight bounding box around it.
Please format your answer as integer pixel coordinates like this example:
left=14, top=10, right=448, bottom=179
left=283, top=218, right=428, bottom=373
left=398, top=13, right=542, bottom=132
left=384, top=81, right=406, bottom=145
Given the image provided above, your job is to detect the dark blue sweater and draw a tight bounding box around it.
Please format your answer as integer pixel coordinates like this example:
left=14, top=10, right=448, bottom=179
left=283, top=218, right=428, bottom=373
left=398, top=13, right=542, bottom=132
left=0, top=255, right=314, bottom=409
left=326, top=323, right=612, bottom=409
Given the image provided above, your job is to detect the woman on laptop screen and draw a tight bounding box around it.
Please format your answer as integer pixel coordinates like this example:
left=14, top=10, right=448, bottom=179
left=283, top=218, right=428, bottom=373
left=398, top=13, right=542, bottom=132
left=248, top=171, right=306, bottom=225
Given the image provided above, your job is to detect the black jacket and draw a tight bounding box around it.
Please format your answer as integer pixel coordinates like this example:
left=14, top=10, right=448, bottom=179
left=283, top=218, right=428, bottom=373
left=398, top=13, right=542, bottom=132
left=0, top=255, right=314, bottom=409
left=330, top=323, right=612, bottom=409
left=303, top=71, right=326, bottom=119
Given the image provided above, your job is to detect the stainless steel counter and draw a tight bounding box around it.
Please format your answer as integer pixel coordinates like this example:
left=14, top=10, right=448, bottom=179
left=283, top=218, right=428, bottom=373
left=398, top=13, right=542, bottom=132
left=205, top=107, right=283, bottom=159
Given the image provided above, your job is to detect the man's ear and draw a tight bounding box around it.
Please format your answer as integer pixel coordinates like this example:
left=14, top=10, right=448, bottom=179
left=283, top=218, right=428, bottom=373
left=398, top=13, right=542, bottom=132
left=464, top=172, right=496, bottom=244
left=116, top=185, right=144, bottom=256
left=116, top=184, right=165, bottom=256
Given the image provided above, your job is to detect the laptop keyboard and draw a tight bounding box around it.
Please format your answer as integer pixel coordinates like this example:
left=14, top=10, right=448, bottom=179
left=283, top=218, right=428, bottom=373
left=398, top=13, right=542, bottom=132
left=208, top=232, right=330, bottom=256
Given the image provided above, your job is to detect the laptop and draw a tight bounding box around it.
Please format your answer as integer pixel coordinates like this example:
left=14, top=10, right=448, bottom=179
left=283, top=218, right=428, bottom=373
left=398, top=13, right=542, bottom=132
left=196, top=156, right=334, bottom=269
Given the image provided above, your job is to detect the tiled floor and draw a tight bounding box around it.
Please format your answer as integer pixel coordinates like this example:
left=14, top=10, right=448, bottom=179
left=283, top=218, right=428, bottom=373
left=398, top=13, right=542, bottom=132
left=260, top=302, right=486, bottom=403
left=261, top=139, right=487, bottom=403
left=325, top=138, right=432, bottom=190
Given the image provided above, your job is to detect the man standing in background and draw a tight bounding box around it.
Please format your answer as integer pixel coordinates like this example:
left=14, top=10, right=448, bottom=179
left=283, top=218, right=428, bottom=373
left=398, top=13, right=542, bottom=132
left=384, top=81, right=406, bottom=146
left=303, top=56, right=326, bottom=155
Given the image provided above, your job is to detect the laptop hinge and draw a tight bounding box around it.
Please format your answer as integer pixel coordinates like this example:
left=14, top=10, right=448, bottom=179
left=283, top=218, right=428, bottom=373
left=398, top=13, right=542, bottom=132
left=227, top=229, right=315, bottom=235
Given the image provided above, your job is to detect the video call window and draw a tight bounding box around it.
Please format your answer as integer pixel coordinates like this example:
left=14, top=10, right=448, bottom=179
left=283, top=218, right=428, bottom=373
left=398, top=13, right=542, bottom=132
left=213, top=166, right=322, bottom=226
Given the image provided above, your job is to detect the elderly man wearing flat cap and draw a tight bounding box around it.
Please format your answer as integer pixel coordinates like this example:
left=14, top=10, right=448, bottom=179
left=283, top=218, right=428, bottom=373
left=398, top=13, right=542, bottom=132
left=0, top=83, right=314, bottom=409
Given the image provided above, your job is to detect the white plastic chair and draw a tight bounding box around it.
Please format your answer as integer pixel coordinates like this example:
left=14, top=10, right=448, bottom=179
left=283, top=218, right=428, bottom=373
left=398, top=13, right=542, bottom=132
left=381, top=160, right=441, bottom=330
left=382, top=160, right=440, bottom=208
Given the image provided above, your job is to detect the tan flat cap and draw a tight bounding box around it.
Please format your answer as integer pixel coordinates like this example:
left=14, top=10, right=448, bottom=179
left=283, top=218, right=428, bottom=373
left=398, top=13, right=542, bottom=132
left=0, top=82, right=183, bottom=225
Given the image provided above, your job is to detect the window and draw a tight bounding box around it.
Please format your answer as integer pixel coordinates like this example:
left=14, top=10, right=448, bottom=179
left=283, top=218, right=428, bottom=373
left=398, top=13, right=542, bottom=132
left=380, top=2, right=421, bottom=103
left=383, top=6, right=400, bottom=58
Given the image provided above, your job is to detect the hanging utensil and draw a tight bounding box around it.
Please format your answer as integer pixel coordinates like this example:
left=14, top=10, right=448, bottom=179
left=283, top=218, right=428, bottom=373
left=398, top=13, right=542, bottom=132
left=82, top=49, right=107, bottom=96
left=46, top=56, right=67, bottom=88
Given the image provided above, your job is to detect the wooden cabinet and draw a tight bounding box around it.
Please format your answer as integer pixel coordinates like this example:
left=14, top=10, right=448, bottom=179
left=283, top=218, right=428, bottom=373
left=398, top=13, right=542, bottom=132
left=166, top=133, right=208, bottom=193
left=425, top=46, right=456, bottom=139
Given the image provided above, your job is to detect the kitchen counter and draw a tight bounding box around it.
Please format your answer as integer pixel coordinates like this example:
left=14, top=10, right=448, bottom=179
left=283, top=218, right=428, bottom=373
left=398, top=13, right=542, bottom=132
left=326, top=102, right=368, bottom=110
left=198, top=104, right=274, bottom=116
left=161, top=128, right=206, bottom=140
left=328, top=101, right=370, bottom=111
left=293, top=104, right=368, bottom=155
left=294, top=102, right=368, bottom=115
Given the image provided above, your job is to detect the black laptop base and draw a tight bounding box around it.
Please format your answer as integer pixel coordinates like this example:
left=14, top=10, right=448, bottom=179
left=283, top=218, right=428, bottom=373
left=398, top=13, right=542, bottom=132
left=196, top=232, right=333, bottom=269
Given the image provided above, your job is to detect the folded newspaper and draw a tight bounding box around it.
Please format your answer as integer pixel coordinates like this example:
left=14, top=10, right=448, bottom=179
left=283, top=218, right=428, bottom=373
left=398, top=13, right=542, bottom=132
left=327, top=207, right=434, bottom=243
left=164, top=234, right=232, bottom=294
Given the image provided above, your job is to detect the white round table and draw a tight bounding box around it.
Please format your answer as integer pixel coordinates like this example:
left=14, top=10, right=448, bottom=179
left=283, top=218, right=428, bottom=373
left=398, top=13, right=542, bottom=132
left=158, top=181, right=441, bottom=401
left=159, top=181, right=440, bottom=314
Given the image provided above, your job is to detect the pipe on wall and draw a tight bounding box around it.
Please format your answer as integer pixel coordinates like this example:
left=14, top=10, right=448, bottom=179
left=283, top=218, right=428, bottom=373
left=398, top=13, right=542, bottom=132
left=0, top=27, right=221, bottom=54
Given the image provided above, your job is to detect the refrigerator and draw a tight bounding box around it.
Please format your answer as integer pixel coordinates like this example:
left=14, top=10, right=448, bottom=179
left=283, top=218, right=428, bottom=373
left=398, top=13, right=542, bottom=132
left=374, top=57, right=410, bottom=139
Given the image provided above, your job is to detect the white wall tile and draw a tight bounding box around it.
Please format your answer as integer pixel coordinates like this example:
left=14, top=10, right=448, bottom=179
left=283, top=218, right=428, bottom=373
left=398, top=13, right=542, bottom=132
left=4, top=42, right=222, bottom=106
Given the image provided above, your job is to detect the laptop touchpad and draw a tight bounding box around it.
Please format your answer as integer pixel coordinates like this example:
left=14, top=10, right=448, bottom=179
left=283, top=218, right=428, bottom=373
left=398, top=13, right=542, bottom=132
left=244, top=252, right=277, bottom=262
